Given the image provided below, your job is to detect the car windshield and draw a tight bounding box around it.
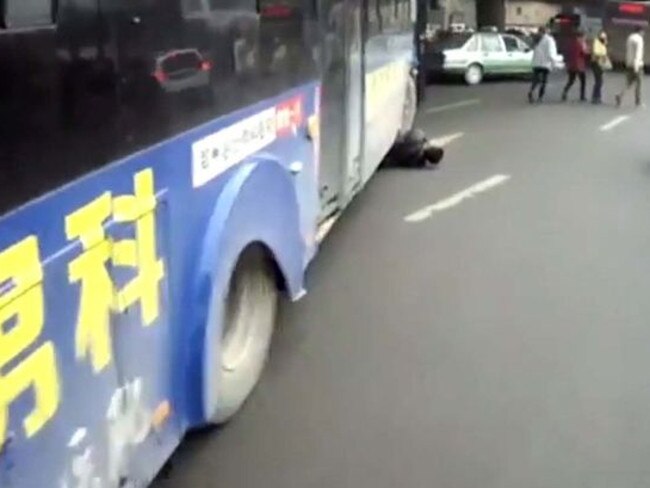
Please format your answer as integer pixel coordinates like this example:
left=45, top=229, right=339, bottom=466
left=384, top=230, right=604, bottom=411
left=431, top=32, right=473, bottom=50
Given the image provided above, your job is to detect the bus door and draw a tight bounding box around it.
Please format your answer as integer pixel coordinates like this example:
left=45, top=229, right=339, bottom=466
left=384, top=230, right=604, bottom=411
left=343, top=0, right=364, bottom=198
left=317, top=0, right=364, bottom=218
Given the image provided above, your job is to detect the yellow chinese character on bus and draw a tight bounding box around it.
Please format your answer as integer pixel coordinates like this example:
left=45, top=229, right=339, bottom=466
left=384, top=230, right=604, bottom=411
left=112, top=169, right=165, bottom=325
left=0, top=236, right=60, bottom=445
left=66, top=193, right=115, bottom=374
left=66, top=169, right=164, bottom=374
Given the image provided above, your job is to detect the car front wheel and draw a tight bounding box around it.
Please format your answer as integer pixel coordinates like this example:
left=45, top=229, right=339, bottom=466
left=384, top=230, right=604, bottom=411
left=465, top=64, right=483, bottom=85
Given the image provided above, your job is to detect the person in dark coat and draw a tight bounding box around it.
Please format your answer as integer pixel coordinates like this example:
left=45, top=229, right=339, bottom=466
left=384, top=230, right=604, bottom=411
left=562, top=31, right=588, bottom=102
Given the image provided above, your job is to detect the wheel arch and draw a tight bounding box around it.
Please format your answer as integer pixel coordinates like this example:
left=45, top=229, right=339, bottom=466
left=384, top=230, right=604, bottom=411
left=182, top=157, right=307, bottom=426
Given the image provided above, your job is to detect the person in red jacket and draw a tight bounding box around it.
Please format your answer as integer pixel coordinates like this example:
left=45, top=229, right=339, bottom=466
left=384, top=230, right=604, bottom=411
left=562, top=31, right=588, bottom=102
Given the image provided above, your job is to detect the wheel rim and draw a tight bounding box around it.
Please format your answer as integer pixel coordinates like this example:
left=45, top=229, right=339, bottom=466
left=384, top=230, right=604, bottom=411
left=467, top=66, right=481, bottom=84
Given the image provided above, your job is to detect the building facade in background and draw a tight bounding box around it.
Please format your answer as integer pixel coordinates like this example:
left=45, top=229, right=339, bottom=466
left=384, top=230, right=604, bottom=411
left=424, top=0, right=599, bottom=34
left=506, top=1, right=561, bottom=29
left=427, top=0, right=477, bottom=31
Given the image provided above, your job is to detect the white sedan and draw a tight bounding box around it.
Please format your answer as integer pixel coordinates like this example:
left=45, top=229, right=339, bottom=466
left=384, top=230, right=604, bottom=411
left=424, top=31, right=565, bottom=85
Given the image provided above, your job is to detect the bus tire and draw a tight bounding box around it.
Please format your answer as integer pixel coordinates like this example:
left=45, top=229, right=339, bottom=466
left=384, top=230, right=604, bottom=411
left=464, top=64, right=483, bottom=85
left=211, top=246, right=279, bottom=424
left=400, top=75, right=418, bottom=134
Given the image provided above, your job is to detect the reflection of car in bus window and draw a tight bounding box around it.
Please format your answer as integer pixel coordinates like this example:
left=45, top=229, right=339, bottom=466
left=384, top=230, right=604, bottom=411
left=258, top=0, right=312, bottom=75
left=181, top=0, right=259, bottom=76
left=153, top=48, right=212, bottom=98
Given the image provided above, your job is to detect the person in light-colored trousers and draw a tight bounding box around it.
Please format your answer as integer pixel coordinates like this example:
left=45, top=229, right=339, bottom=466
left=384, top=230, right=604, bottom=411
left=616, top=26, right=645, bottom=108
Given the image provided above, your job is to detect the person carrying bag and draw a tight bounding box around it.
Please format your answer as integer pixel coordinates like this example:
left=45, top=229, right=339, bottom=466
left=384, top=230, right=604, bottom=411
left=591, top=31, right=611, bottom=104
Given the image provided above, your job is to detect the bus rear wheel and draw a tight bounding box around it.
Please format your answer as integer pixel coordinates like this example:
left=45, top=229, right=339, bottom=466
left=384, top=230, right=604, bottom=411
left=211, top=246, right=278, bottom=424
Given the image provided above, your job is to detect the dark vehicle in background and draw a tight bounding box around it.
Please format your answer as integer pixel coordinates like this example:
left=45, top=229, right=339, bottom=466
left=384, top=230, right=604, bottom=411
left=550, top=11, right=583, bottom=57
left=550, top=8, right=602, bottom=58
left=603, top=0, right=650, bottom=68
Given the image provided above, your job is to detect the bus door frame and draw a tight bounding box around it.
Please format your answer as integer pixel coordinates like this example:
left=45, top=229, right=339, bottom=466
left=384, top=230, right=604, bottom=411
left=342, top=0, right=365, bottom=200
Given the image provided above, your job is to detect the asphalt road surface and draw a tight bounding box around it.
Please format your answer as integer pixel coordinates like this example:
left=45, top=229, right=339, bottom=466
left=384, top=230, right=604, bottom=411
left=154, top=73, right=650, bottom=488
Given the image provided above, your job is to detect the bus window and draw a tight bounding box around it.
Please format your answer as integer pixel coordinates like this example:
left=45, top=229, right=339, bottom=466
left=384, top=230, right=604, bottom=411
left=368, top=0, right=410, bottom=35
left=3, top=0, right=54, bottom=29
left=0, top=0, right=319, bottom=216
left=379, top=0, right=397, bottom=31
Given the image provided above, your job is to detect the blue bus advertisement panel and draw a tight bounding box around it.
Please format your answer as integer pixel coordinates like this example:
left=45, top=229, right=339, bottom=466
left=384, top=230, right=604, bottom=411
left=0, top=0, right=415, bottom=486
left=1, top=83, right=320, bottom=488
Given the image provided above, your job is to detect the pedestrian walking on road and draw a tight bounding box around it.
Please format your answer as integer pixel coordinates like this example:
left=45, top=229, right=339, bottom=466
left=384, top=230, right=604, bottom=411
left=529, top=26, right=559, bottom=104
left=616, top=26, right=645, bottom=108
left=590, top=31, right=611, bottom=104
left=562, top=31, right=588, bottom=102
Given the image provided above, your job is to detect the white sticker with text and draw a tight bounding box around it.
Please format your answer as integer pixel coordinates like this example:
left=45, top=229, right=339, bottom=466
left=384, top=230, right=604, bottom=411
left=192, top=108, right=277, bottom=188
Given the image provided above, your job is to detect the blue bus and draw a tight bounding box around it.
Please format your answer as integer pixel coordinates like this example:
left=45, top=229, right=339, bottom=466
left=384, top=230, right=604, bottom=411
left=0, top=0, right=416, bottom=486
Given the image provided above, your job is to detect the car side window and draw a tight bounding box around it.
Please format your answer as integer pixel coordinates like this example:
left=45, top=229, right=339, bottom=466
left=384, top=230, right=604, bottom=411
left=503, top=36, right=520, bottom=53
left=465, top=35, right=479, bottom=52
left=481, top=34, right=503, bottom=53
left=517, top=39, right=531, bottom=52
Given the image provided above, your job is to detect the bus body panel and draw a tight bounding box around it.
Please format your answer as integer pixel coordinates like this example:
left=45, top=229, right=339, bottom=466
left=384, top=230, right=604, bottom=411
left=0, top=82, right=319, bottom=488
left=362, top=0, right=415, bottom=185
left=364, top=32, right=414, bottom=184
left=0, top=0, right=413, bottom=484
left=188, top=155, right=310, bottom=426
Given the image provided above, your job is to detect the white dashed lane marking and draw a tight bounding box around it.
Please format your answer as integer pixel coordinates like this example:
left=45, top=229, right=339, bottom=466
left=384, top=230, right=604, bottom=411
left=404, top=174, right=511, bottom=223
left=426, top=99, right=481, bottom=115
left=599, top=115, right=631, bottom=132
left=429, top=132, right=465, bottom=147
